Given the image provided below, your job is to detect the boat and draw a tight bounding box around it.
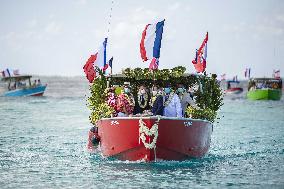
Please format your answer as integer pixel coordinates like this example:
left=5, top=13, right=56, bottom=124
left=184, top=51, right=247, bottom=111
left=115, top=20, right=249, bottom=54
left=88, top=116, right=212, bottom=161
left=224, top=80, right=243, bottom=95
left=247, top=78, right=282, bottom=100
left=86, top=66, right=223, bottom=162
left=1, top=75, right=47, bottom=97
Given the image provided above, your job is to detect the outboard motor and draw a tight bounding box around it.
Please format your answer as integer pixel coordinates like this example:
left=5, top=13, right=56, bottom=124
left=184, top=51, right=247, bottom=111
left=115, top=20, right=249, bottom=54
left=87, top=126, right=100, bottom=150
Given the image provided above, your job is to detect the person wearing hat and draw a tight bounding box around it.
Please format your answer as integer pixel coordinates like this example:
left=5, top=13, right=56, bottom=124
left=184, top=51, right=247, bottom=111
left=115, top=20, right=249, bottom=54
left=163, top=83, right=182, bottom=117
left=117, top=83, right=135, bottom=117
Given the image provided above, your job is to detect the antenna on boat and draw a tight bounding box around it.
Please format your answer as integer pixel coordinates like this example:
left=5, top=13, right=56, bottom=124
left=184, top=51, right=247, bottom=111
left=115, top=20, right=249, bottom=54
left=107, top=0, right=114, bottom=76
left=107, top=0, right=114, bottom=37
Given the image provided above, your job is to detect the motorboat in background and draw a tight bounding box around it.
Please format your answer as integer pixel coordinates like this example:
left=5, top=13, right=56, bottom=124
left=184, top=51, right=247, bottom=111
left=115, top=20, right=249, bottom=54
left=1, top=75, right=47, bottom=97
left=224, top=75, right=243, bottom=95
left=247, top=78, right=282, bottom=100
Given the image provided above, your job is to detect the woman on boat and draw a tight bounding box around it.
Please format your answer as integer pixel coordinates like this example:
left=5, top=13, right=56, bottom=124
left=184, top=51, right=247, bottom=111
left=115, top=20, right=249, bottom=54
left=176, top=84, right=197, bottom=117
left=163, top=84, right=182, bottom=117
left=134, top=85, right=149, bottom=115
left=117, top=83, right=135, bottom=117
left=151, top=86, right=164, bottom=116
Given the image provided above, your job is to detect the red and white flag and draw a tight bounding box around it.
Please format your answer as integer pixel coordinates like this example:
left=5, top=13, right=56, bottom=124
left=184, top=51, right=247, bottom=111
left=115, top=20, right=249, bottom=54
left=140, top=19, right=165, bottom=70
left=83, top=54, right=97, bottom=83
left=220, top=74, right=226, bottom=81
left=192, top=32, right=208, bottom=73
left=83, top=38, right=107, bottom=83
left=274, top=70, right=280, bottom=79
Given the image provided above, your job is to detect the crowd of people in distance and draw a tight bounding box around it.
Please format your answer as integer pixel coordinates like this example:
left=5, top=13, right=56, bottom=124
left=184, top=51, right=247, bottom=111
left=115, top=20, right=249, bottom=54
left=249, top=80, right=280, bottom=91
left=105, top=82, right=199, bottom=118
left=8, top=79, right=42, bottom=91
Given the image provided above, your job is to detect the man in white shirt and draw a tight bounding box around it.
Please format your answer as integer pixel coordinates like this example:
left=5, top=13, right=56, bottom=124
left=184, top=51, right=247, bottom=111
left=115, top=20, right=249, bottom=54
left=163, top=84, right=182, bottom=117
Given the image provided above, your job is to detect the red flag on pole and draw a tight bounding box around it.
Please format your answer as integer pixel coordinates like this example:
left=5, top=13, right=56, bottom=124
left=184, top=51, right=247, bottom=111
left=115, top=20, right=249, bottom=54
left=192, top=32, right=208, bottom=73
left=83, top=53, right=97, bottom=83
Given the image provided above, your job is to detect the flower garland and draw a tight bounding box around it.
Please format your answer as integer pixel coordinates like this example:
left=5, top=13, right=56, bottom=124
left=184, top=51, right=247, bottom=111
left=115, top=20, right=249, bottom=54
left=106, top=92, right=118, bottom=116
left=138, top=116, right=160, bottom=149
left=164, top=92, right=175, bottom=107
left=137, top=92, right=148, bottom=109
left=149, top=96, right=156, bottom=107
left=118, top=93, right=135, bottom=115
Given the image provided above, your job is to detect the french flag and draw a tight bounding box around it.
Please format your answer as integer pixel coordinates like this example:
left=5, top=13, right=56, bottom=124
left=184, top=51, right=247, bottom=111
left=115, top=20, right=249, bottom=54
left=140, top=19, right=165, bottom=70
left=83, top=38, right=107, bottom=83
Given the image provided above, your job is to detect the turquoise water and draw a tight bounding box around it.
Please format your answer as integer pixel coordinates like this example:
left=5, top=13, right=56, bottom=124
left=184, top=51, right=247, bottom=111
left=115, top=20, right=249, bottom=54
left=0, top=77, right=284, bottom=188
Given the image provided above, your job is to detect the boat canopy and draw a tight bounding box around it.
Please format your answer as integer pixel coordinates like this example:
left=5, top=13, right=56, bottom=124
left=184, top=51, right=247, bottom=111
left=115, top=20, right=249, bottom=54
left=251, top=78, right=282, bottom=82
left=248, top=77, right=282, bottom=90
left=109, top=72, right=200, bottom=89
left=1, top=75, right=32, bottom=82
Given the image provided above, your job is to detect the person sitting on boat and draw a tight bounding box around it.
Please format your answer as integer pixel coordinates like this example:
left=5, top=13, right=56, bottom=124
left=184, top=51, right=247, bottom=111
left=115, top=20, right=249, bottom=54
left=32, top=80, right=37, bottom=87
left=134, top=85, right=149, bottom=115
left=117, top=83, right=135, bottom=117
left=163, top=84, right=182, bottom=117
left=176, top=84, right=197, bottom=117
left=227, top=81, right=231, bottom=89
left=152, top=86, right=164, bottom=116
left=37, top=79, right=42, bottom=86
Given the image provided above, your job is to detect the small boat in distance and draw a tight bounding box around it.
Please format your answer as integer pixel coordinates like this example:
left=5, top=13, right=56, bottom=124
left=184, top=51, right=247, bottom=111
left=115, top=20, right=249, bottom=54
left=224, top=80, right=243, bottom=94
left=1, top=75, right=47, bottom=97
left=247, top=78, right=282, bottom=100
left=224, top=76, right=243, bottom=95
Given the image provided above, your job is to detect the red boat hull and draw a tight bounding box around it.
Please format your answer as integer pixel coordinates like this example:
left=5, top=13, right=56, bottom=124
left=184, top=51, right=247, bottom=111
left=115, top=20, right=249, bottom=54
left=88, top=117, right=213, bottom=161
left=225, top=87, right=243, bottom=94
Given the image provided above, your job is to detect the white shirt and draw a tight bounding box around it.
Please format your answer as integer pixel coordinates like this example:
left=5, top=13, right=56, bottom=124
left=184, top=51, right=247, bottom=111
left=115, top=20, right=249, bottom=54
left=164, top=93, right=182, bottom=117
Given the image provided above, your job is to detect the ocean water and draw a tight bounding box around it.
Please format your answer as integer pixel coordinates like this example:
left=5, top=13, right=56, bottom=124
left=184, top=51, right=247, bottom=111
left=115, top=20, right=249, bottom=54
left=0, top=77, right=283, bottom=189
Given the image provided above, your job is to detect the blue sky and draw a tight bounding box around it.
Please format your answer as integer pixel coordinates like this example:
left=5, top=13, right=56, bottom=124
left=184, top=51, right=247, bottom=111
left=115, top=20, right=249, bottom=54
left=0, top=0, right=283, bottom=79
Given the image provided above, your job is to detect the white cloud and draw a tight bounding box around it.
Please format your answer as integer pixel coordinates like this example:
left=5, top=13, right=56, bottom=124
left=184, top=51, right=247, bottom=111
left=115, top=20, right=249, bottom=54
left=75, top=0, right=87, bottom=5
left=44, top=21, right=62, bottom=35
left=168, top=2, right=181, bottom=11
left=27, top=19, right=37, bottom=28
left=276, top=14, right=284, bottom=23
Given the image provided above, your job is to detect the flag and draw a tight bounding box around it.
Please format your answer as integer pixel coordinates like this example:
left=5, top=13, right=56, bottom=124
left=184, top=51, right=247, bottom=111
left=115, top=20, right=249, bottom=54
left=149, top=57, right=159, bottom=70
left=83, top=54, right=97, bottom=83
left=192, top=49, right=198, bottom=64
left=192, top=32, right=208, bottom=73
left=103, top=57, right=113, bottom=75
left=274, top=70, right=280, bottom=79
left=13, top=69, right=19, bottom=75
left=245, top=68, right=251, bottom=78
left=248, top=68, right=251, bottom=78
left=1, top=69, right=11, bottom=77
left=95, top=38, right=108, bottom=70
left=140, top=19, right=165, bottom=70
left=83, top=38, right=108, bottom=83
left=220, top=74, right=226, bottom=81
